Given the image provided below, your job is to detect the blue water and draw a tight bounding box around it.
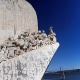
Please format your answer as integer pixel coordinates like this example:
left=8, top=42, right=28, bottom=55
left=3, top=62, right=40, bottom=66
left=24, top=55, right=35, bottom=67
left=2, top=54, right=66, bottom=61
left=42, top=71, right=80, bottom=80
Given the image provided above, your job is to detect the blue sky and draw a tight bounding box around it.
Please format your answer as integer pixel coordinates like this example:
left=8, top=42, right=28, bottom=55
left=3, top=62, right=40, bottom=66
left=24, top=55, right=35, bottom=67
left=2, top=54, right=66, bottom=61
left=27, top=0, right=80, bottom=71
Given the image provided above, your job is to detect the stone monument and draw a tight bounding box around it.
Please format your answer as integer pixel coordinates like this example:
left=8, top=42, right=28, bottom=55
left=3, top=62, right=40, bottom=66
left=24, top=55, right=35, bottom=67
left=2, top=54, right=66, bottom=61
left=0, top=0, right=59, bottom=80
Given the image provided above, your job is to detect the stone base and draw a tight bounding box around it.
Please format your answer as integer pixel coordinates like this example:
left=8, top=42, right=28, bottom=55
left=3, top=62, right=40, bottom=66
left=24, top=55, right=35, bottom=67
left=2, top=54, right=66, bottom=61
left=0, top=43, right=59, bottom=80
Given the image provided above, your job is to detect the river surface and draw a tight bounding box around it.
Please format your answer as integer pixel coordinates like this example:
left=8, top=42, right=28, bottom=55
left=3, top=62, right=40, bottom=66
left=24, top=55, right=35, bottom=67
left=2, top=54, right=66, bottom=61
left=42, top=71, right=80, bottom=80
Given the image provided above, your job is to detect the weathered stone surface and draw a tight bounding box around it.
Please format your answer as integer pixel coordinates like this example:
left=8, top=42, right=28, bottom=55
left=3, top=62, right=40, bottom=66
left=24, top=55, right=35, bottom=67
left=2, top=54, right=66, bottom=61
left=0, top=0, right=38, bottom=44
left=0, top=0, right=59, bottom=80
left=0, top=42, right=59, bottom=80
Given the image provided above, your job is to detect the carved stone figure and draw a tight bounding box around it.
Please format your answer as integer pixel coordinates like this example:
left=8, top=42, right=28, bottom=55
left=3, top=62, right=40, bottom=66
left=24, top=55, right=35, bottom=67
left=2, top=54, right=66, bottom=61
left=38, top=30, right=42, bottom=34
left=49, top=26, right=54, bottom=35
left=7, top=47, right=16, bottom=58
left=14, top=47, right=21, bottom=55
left=23, top=31, right=30, bottom=38
left=18, top=39, right=24, bottom=46
left=48, top=27, right=57, bottom=44
left=41, top=30, right=47, bottom=40
left=23, top=43, right=28, bottom=52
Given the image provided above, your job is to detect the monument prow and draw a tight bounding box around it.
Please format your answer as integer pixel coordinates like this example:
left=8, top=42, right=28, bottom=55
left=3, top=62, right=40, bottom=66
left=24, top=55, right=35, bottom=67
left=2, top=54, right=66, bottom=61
left=0, top=28, right=59, bottom=80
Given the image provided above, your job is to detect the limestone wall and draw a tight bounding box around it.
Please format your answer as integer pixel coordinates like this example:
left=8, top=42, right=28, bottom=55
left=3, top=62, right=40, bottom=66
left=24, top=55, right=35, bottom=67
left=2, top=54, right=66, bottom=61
left=0, top=43, right=59, bottom=80
left=0, top=0, right=38, bottom=44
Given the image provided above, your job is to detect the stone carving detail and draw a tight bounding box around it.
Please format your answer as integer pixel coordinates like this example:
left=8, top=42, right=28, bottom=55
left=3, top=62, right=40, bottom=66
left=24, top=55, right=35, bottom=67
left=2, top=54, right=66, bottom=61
left=0, top=27, right=56, bottom=63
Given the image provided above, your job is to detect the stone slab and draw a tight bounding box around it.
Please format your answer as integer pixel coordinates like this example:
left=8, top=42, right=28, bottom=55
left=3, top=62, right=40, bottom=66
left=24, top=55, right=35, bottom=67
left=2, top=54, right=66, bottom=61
left=0, top=42, right=59, bottom=80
